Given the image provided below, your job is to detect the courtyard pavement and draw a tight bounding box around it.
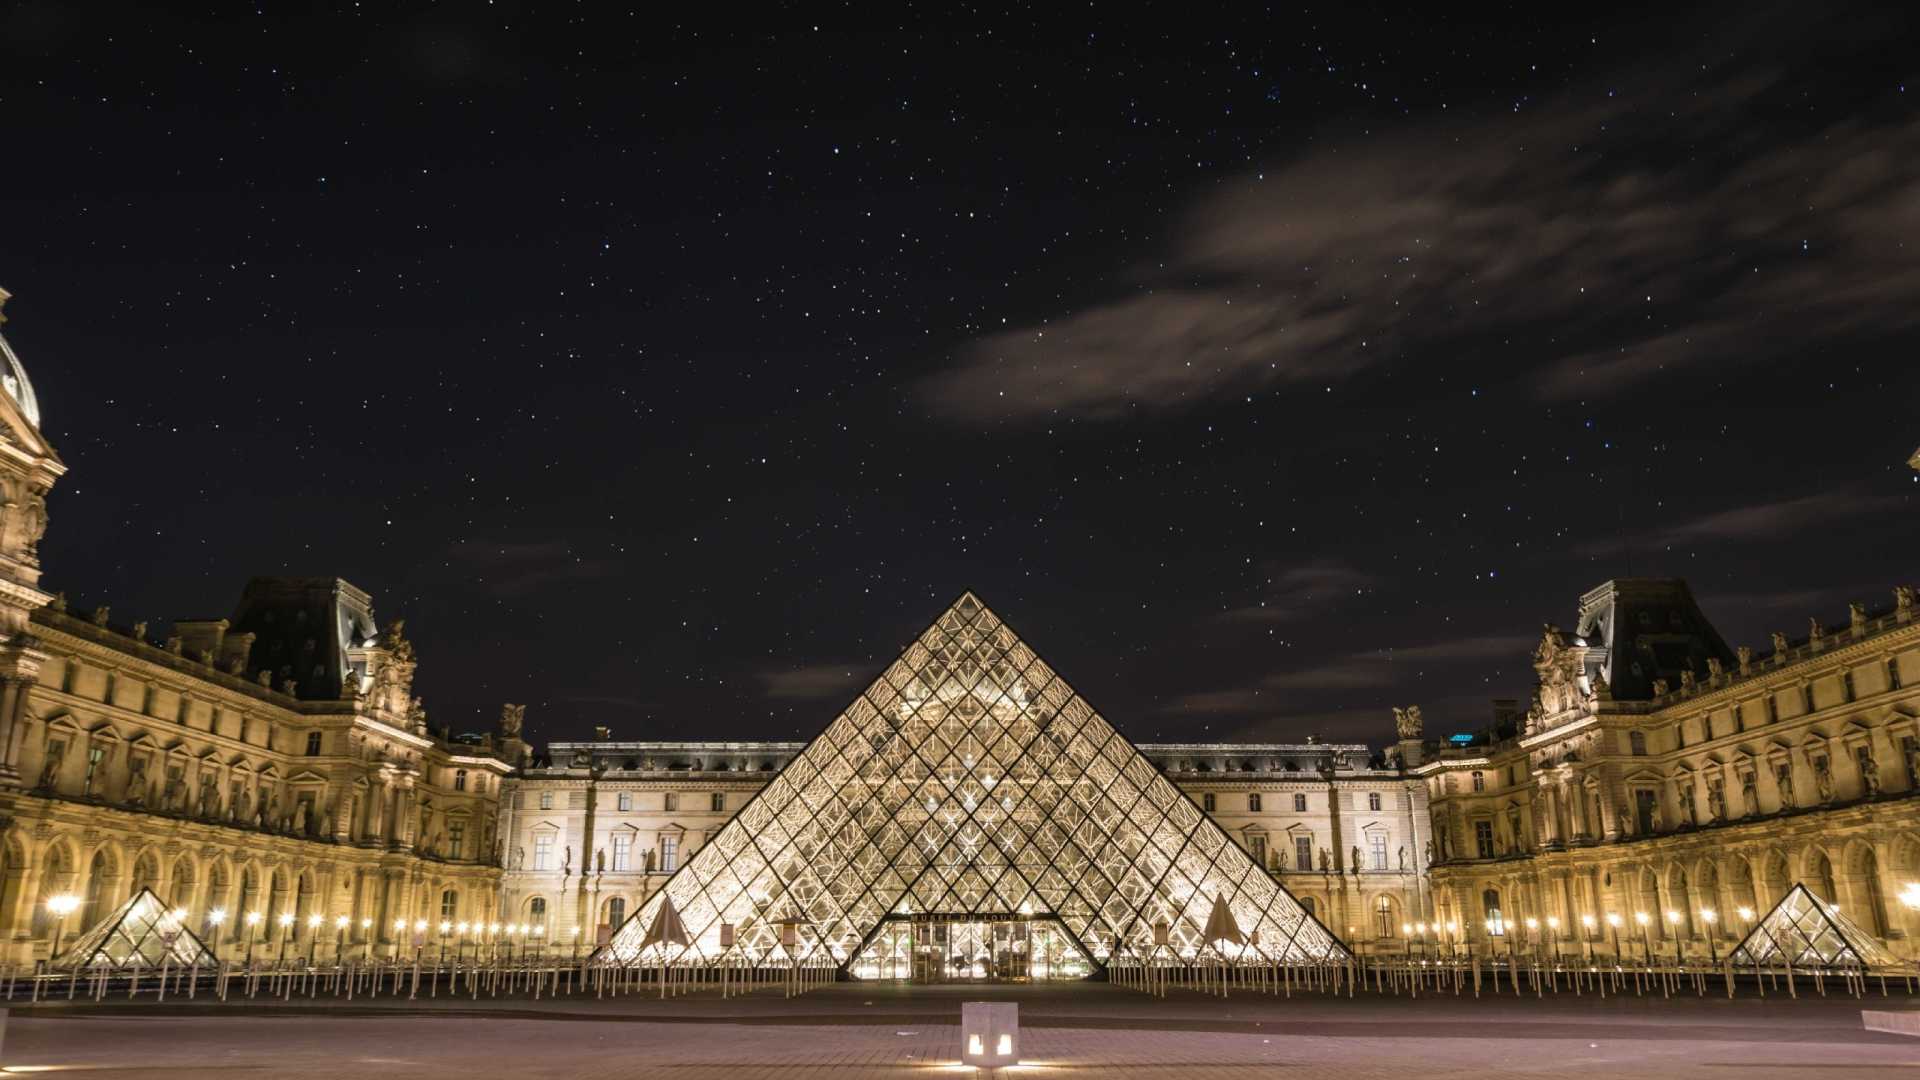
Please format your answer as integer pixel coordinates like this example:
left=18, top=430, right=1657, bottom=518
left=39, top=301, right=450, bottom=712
left=0, top=980, right=1915, bottom=1078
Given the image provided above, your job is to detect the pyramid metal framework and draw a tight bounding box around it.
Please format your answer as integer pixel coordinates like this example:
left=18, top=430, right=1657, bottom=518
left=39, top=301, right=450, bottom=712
left=595, top=592, right=1350, bottom=973
left=1727, top=882, right=1901, bottom=969
left=48, top=887, right=220, bottom=972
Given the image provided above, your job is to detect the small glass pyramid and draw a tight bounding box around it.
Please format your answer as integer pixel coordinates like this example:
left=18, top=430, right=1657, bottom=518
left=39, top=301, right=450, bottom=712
left=1727, top=882, right=1899, bottom=969
left=48, top=886, right=220, bottom=972
left=595, top=592, right=1349, bottom=974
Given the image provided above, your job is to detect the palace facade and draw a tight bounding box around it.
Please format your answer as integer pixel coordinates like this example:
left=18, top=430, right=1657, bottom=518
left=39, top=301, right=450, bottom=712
left=1420, top=578, right=1920, bottom=960
left=500, top=736, right=1430, bottom=955
left=0, top=295, right=517, bottom=964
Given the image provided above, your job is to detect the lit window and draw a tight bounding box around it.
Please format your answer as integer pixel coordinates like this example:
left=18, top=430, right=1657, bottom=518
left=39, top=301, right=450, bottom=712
left=1470, top=771, right=1485, bottom=792
left=529, top=897, right=546, bottom=931
left=447, top=821, right=465, bottom=859
left=440, top=889, right=458, bottom=921
left=453, top=769, right=467, bottom=792
left=533, top=834, right=553, bottom=871
left=1374, top=895, right=1395, bottom=939
left=612, top=834, right=632, bottom=872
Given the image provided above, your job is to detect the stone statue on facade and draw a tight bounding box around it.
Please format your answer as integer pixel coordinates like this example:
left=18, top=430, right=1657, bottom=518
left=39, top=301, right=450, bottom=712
left=1394, top=706, right=1423, bottom=740
left=197, top=778, right=218, bottom=819
left=1736, top=645, right=1753, bottom=675
left=1648, top=801, right=1664, bottom=833
left=1740, top=771, right=1757, bottom=815
left=1861, top=750, right=1882, bottom=796
left=258, top=789, right=276, bottom=829
left=292, top=800, right=309, bottom=835
left=1771, top=631, right=1790, bottom=656
left=1775, top=765, right=1796, bottom=810
left=1615, top=804, right=1631, bottom=838
left=1350, top=845, right=1362, bottom=873
left=1317, top=847, right=1329, bottom=872
left=561, top=845, right=572, bottom=877
left=1423, top=839, right=1435, bottom=866
left=1677, top=782, right=1696, bottom=826
left=1897, top=585, right=1917, bottom=620
left=1706, top=778, right=1725, bottom=822
left=36, top=741, right=64, bottom=792
left=1397, top=845, right=1407, bottom=870
left=1813, top=756, right=1834, bottom=803
left=1807, top=618, right=1826, bottom=649
left=1905, top=739, right=1920, bottom=789
left=122, top=757, right=148, bottom=806
left=500, top=703, right=526, bottom=740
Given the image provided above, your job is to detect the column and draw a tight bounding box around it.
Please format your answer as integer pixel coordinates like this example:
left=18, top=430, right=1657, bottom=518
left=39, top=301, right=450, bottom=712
left=396, top=782, right=418, bottom=851
left=365, top=775, right=388, bottom=843
left=0, top=653, right=45, bottom=786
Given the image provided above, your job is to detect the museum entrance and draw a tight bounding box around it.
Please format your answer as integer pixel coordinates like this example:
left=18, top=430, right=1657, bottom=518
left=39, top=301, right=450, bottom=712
left=847, top=914, right=1095, bottom=982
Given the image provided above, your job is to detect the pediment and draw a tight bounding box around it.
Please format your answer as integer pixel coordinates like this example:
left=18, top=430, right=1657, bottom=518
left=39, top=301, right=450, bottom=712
left=286, top=769, right=328, bottom=784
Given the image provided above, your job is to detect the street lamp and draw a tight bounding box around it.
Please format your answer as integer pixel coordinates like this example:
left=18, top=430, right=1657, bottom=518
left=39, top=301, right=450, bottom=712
left=244, top=911, right=263, bottom=966
left=1699, top=909, right=1720, bottom=966
left=1446, top=921, right=1459, bottom=959
left=1605, top=913, right=1622, bottom=964
left=1580, top=915, right=1595, bottom=965
left=45, top=893, right=80, bottom=963
left=1664, top=910, right=1682, bottom=966
left=276, top=913, right=294, bottom=964
left=306, top=913, right=323, bottom=965
left=1546, top=916, right=1561, bottom=965
left=1633, top=912, right=1651, bottom=965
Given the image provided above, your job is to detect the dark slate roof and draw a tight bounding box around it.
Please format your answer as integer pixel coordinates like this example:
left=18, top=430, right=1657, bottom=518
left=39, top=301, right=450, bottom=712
left=228, top=577, right=377, bottom=701
left=1576, top=578, right=1735, bottom=700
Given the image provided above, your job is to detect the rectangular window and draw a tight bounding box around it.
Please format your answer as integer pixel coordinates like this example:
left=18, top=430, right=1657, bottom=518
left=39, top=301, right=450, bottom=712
left=1842, top=671, right=1856, bottom=703
left=1367, top=792, right=1382, bottom=812
left=664, top=793, right=678, bottom=812
left=612, top=791, right=629, bottom=811
left=1474, top=820, right=1495, bottom=858
left=1201, top=793, right=1216, bottom=812
left=1890, top=658, right=1904, bottom=691
left=1248, top=793, right=1262, bottom=812
left=453, top=769, right=467, bottom=792
left=538, top=791, right=554, bottom=810
left=611, top=834, right=631, bottom=872
left=1369, top=834, right=1388, bottom=870
left=448, top=821, right=465, bottom=859
left=710, top=792, right=725, bottom=813
left=659, top=835, right=678, bottom=873
left=1470, top=771, right=1485, bottom=792
left=1765, top=695, right=1779, bottom=724
left=304, top=731, right=322, bottom=756
left=1294, top=835, right=1314, bottom=871
left=1292, top=793, right=1307, bottom=813
left=1635, top=788, right=1658, bottom=833
left=532, top=834, right=553, bottom=871
left=83, top=745, right=105, bottom=795
left=1629, top=731, right=1647, bottom=756
left=1248, top=834, right=1266, bottom=867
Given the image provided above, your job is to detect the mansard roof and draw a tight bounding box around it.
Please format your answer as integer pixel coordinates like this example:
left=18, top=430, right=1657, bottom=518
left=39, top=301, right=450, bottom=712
left=1577, top=578, right=1736, bottom=700
left=229, top=576, right=379, bottom=701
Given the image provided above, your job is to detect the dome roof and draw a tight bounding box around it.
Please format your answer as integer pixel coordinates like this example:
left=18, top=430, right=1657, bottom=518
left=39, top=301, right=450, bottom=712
left=0, top=333, right=41, bottom=430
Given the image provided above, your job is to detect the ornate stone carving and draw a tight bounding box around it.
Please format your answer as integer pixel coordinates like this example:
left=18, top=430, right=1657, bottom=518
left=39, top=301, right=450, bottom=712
left=499, top=703, right=526, bottom=740
left=1737, top=645, right=1753, bottom=675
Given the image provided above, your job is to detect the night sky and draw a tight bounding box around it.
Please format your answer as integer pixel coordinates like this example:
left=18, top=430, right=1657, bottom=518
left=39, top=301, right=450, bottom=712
left=3, top=5, right=1916, bottom=752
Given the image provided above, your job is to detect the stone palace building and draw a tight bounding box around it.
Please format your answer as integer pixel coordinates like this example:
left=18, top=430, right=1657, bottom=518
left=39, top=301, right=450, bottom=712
left=0, top=293, right=1911, bottom=969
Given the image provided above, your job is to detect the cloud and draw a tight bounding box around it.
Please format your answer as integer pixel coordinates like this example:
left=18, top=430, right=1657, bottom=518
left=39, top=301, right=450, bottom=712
left=442, top=539, right=620, bottom=598
left=758, top=663, right=866, bottom=700
left=1216, top=560, right=1376, bottom=623
left=922, top=56, right=1920, bottom=421
left=1578, top=490, right=1902, bottom=557
left=1162, top=634, right=1532, bottom=715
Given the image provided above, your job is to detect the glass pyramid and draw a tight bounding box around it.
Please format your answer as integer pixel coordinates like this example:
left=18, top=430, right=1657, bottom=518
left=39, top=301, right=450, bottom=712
left=48, top=886, right=220, bottom=972
left=1728, top=883, right=1900, bottom=969
left=595, top=592, right=1349, bottom=974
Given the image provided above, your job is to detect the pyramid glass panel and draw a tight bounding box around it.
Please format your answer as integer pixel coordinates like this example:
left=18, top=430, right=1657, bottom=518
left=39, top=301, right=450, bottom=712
left=1728, top=883, right=1901, bottom=969
left=592, top=592, right=1349, bottom=975
left=49, top=887, right=220, bottom=973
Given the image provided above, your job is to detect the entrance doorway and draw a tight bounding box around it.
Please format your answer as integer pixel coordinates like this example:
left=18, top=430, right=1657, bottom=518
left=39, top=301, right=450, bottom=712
left=848, top=914, right=1094, bottom=982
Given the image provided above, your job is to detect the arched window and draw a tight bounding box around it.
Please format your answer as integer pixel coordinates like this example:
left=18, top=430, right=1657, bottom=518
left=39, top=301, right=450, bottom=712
left=1374, top=895, right=1396, bottom=939
left=440, top=889, right=459, bottom=921
left=606, top=896, right=626, bottom=930
left=1482, top=888, right=1505, bottom=936
left=529, top=896, right=547, bottom=931
left=1299, top=896, right=1316, bottom=917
